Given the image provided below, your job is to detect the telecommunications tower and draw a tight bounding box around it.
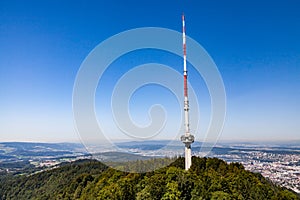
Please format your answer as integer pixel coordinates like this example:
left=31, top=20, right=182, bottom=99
left=180, top=14, right=195, bottom=170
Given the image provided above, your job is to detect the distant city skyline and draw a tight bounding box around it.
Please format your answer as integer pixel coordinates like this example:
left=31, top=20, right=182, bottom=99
left=0, top=0, right=299, bottom=142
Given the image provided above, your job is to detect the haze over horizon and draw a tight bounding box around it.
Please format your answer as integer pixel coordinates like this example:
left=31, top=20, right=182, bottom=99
left=1, top=0, right=299, bottom=143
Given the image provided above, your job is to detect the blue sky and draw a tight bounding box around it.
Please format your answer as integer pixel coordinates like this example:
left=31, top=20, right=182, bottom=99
left=0, top=0, right=299, bottom=142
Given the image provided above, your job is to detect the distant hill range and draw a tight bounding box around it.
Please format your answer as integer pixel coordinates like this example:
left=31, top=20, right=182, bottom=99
left=0, top=157, right=299, bottom=200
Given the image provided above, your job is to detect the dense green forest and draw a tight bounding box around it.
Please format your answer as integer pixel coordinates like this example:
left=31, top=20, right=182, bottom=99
left=0, top=157, right=299, bottom=200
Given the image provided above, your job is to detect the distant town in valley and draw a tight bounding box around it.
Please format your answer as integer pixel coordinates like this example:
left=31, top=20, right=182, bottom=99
left=0, top=141, right=299, bottom=194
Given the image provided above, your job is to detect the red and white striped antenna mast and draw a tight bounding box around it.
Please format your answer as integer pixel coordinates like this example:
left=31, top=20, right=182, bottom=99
left=180, top=13, right=195, bottom=170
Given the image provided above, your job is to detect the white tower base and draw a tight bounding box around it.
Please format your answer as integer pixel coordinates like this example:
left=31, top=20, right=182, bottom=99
left=185, top=145, right=192, bottom=170
left=181, top=135, right=194, bottom=170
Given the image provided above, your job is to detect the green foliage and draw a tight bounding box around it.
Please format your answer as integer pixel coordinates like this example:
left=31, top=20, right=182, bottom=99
left=0, top=159, right=107, bottom=200
left=211, top=191, right=232, bottom=200
left=1, top=157, right=299, bottom=200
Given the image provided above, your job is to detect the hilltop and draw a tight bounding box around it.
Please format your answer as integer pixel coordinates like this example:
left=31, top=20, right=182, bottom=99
left=0, top=157, right=299, bottom=200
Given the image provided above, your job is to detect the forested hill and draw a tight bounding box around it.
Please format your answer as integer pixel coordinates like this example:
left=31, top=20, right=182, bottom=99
left=0, top=157, right=299, bottom=200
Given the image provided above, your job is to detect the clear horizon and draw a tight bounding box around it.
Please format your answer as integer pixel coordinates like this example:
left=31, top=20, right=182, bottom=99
left=1, top=0, right=299, bottom=142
